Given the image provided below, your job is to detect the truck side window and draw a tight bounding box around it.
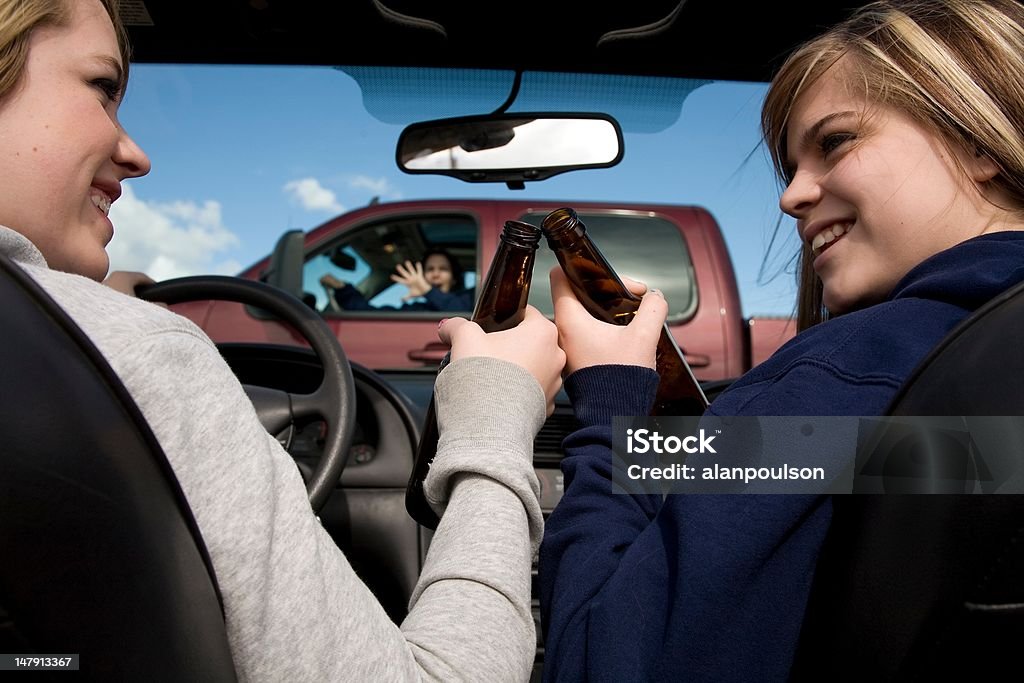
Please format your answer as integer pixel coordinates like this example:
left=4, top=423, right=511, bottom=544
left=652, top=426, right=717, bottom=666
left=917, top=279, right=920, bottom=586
left=301, top=216, right=478, bottom=315
left=522, top=211, right=698, bottom=323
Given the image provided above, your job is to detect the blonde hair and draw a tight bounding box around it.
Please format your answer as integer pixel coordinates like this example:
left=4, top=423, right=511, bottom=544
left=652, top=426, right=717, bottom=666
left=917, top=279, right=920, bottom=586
left=0, top=0, right=129, bottom=101
left=762, top=0, right=1024, bottom=329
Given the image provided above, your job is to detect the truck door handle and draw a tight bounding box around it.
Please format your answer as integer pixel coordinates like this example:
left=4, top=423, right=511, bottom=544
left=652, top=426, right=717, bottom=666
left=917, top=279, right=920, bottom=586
left=684, top=353, right=711, bottom=368
left=408, top=341, right=449, bottom=364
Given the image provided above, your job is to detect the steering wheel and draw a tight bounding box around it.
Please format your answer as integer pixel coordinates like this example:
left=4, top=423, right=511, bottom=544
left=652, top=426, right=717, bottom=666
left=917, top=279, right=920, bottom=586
left=138, top=276, right=356, bottom=512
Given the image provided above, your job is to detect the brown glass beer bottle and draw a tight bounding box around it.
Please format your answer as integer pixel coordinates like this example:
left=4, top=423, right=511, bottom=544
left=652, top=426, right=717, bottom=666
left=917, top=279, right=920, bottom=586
left=541, top=207, right=708, bottom=416
left=406, top=219, right=542, bottom=529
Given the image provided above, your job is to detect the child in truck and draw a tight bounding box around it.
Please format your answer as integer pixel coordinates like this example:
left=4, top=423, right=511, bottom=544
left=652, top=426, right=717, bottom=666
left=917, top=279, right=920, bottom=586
left=539, top=1, right=1024, bottom=680
left=320, top=247, right=474, bottom=312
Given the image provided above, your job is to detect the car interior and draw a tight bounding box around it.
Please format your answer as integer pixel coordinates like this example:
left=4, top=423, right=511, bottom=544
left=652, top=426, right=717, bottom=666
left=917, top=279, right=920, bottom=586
left=2, top=0, right=1023, bottom=680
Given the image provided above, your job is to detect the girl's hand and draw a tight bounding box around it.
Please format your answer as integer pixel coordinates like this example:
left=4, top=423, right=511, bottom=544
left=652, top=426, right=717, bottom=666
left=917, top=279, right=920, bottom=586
left=391, top=260, right=432, bottom=299
left=550, top=267, right=667, bottom=374
left=438, top=306, right=566, bottom=415
left=319, top=273, right=347, bottom=290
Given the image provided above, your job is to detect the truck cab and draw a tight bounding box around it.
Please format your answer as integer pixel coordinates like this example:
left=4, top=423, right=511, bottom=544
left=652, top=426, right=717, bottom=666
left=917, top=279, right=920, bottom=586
left=186, top=199, right=793, bottom=380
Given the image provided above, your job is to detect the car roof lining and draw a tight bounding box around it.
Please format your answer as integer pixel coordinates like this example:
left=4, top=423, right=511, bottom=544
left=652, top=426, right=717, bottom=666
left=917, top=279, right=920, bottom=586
left=128, top=1, right=865, bottom=83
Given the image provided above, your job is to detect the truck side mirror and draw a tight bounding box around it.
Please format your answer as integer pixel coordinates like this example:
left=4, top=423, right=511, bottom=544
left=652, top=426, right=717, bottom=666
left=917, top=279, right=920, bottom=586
left=265, top=230, right=305, bottom=298
left=249, top=230, right=309, bottom=320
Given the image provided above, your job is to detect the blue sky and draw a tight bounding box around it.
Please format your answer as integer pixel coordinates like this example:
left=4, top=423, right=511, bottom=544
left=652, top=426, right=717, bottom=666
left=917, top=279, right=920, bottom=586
left=111, top=65, right=800, bottom=316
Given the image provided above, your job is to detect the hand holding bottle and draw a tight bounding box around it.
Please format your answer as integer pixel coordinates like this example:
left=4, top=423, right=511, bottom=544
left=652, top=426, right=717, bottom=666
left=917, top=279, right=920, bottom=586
left=550, top=267, right=667, bottom=375
left=407, top=219, right=544, bottom=528
left=439, top=306, right=565, bottom=415
left=542, top=207, right=707, bottom=415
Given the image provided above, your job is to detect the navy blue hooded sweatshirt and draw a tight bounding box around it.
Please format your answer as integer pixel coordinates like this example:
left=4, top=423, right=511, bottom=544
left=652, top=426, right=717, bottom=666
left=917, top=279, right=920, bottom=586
left=539, top=232, right=1024, bottom=682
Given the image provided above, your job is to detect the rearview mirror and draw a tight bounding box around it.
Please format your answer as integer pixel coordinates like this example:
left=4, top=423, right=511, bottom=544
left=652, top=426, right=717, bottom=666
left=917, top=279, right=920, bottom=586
left=396, top=113, right=623, bottom=188
left=329, top=246, right=357, bottom=271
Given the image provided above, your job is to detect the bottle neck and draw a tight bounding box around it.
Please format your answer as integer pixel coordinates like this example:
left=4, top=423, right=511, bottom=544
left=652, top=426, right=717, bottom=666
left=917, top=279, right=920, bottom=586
left=541, top=207, right=586, bottom=248
left=500, top=220, right=542, bottom=250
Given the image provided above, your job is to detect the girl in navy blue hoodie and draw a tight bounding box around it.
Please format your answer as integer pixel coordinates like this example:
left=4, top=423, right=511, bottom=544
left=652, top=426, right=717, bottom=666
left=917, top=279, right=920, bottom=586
left=539, top=1, right=1024, bottom=680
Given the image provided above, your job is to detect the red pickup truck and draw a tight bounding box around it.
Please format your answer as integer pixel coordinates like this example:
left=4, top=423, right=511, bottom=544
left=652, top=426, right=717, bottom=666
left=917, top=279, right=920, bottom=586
left=175, top=199, right=794, bottom=381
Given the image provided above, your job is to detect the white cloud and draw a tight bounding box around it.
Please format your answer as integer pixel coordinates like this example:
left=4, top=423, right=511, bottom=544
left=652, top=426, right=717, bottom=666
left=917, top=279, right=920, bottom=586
left=107, top=185, right=242, bottom=281
left=348, top=175, right=402, bottom=200
left=283, top=177, right=344, bottom=213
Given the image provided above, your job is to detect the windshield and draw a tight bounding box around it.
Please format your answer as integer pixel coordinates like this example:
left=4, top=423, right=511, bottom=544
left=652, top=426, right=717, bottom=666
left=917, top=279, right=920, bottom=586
left=113, top=65, right=799, bottom=317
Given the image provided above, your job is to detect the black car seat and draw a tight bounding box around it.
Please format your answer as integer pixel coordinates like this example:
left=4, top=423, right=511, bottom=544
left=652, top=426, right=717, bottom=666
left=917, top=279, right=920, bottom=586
left=791, top=280, right=1024, bottom=681
left=0, top=254, right=237, bottom=681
